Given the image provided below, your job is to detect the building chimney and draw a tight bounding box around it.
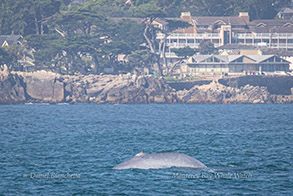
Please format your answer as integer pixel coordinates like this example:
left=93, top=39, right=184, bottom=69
left=239, top=12, right=249, bottom=23
left=180, top=12, right=192, bottom=21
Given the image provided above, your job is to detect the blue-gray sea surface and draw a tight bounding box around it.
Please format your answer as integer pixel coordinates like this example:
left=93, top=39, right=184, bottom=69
left=0, top=104, right=292, bottom=195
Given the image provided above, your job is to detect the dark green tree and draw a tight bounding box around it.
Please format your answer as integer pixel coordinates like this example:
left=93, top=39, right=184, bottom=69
left=110, top=19, right=145, bottom=51
left=76, top=0, right=132, bottom=17
left=101, top=40, right=131, bottom=73
left=0, top=47, right=15, bottom=66
left=0, top=0, right=62, bottom=35
left=26, top=34, right=66, bottom=72
left=199, top=40, right=217, bottom=55
left=227, top=0, right=291, bottom=20
left=45, top=10, right=107, bottom=36
left=172, top=46, right=197, bottom=58
left=128, top=49, right=155, bottom=73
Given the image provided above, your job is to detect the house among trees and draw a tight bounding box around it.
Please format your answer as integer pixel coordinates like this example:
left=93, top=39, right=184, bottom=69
left=0, top=35, right=23, bottom=47
left=277, top=8, right=293, bottom=20
left=175, top=55, right=290, bottom=76
left=0, top=35, right=35, bottom=71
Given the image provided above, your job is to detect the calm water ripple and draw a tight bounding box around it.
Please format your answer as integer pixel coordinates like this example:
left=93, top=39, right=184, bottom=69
left=0, top=104, right=292, bottom=195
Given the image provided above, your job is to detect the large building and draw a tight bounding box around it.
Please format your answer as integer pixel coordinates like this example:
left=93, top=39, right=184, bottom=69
left=176, top=55, right=290, bottom=75
left=157, top=12, right=293, bottom=49
left=155, top=12, right=293, bottom=64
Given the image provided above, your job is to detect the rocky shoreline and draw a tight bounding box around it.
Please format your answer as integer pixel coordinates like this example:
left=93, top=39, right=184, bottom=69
left=1, top=65, right=293, bottom=104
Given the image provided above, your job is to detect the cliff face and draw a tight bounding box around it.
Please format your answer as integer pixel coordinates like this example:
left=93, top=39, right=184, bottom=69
left=177, top=81, right=272, bottom=104
left=0, top=65, right=26, bottom=104
left=0, top=68, right=293, bottom=104
left=18, top=71, right=64, bottom=103
left=62, top=73, right=176, bottom=104
left=0, top=69, right=177, bottom=104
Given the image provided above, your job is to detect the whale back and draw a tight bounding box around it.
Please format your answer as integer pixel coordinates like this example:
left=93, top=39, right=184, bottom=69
left=113, top=152, right=207, bottom=170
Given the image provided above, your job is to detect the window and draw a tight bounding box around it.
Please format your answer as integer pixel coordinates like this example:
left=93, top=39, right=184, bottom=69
left=214, top=57, right=223, bottom=62
left=179, top=39, right=186, bottom=43
left=275, top=57, right=281, bottom=62
left=265, top=58, right=274, bottom=62
left=198, top=25, right=209, bottom=29
left=279, top=39, right=286, bottom=43
left=237, top=39, right=244, bottom=43
left=232, top=25, right=244, bottom=28
left=204, top=58, right=212, bottom=62
left=214, top=25, right=220, bottom=29
left=187, top=39, right=195, bottom=43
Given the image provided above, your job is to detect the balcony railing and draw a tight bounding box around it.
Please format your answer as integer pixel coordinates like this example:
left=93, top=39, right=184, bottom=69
left=166, top=43, right=200, bottom=48
left=236, top=42, right=293, bottom=49
left=235, top=33, right=293, bottom=39
left=157, top=33, right=220, bottom=39
left=166, top=42, right=221, bottom=49
left=159, top=32, right=293, bottom=40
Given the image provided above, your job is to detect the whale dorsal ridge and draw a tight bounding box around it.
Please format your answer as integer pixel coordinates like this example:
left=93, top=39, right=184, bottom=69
left=135, top=151, right=145, bottom=156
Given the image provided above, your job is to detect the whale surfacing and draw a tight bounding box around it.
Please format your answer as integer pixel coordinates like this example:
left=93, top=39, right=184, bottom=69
left=113, top=151, right=207, bottom=170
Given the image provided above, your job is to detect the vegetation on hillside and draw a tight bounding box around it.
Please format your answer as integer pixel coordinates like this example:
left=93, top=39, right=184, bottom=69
left=0, top=0, right=291, bottom=75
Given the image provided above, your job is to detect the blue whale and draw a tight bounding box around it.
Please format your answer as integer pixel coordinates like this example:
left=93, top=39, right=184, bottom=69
left=113, top=151, right=207, bottom=170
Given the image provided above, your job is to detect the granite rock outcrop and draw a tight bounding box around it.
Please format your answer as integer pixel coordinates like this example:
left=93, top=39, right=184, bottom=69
left=0, top=68, right=293, bottom=104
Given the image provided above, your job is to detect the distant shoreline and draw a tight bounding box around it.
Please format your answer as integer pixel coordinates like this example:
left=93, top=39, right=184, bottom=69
left=1, top=69, right=293, bottom=104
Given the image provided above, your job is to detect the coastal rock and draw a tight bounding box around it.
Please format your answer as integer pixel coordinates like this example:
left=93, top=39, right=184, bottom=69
left=1, top=70, right=293, bottom=104
left=219, top=76, right=293, bottom=95
left=225, top=85, right=270, bottom=104
left=18, top=71, right=64, bottom=103
left=64, top=76, right=88, bottom=103
left=0, top=66, right=26, bottom=104
left=177, top=81, right=273, bottom=104
left=85, top=75, right=174, bottom=104
left=0, top=64, right=10, bottom=79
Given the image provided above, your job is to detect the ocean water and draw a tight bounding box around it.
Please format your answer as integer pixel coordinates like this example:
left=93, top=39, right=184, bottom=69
left=0, top=104, right=292, bottom=195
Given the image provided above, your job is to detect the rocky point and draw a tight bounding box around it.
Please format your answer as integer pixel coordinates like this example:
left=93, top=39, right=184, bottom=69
left=0, top=67, right=293, bottom=104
